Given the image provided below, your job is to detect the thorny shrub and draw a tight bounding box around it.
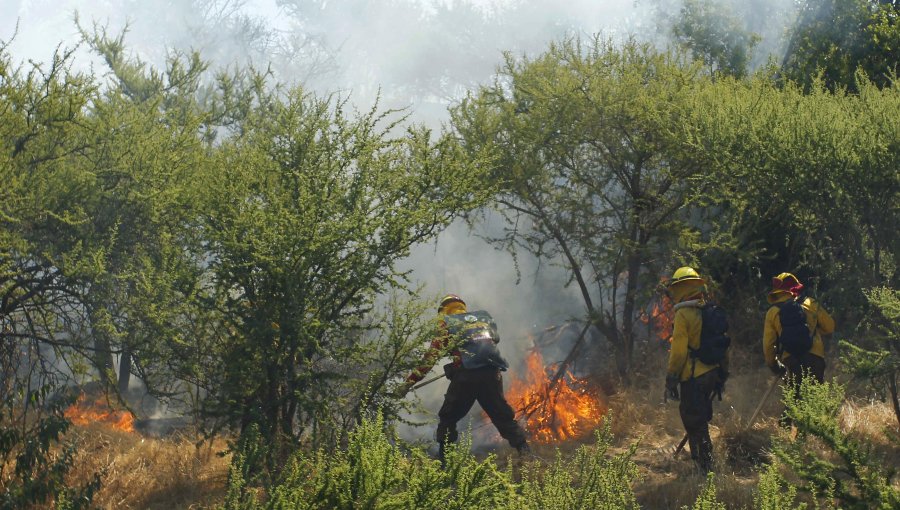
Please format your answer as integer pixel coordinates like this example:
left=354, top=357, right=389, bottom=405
left=222, top=414, right=642, bottom=510
left=773, top=376, right=900, bottom=509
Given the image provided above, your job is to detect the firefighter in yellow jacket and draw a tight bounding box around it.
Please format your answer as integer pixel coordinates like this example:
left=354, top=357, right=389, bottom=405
left=665, top=267, right=727, bottom=473
left=763, top=273, right=835, bottom=396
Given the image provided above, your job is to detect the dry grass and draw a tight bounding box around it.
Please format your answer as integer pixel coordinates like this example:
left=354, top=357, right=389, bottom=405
left=601, top=342, right=899, bottom=509
left=604, top=371, right=764, bottom=508
left=65, top=425, right=231, bottom=509
left=52, top=343, right=897, bottom=509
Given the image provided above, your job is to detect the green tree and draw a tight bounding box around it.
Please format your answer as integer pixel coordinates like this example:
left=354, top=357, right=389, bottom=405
left=2, top=23, right=219, bottom=424
left=681, top=73, right=900, bottom=315
left=672, top=0, right=761, bottom=78
left=781, top=0, right=900, bottom=92
left=58, top=27, right=214, bottom=398
left=842, top=286, right=900, bottom=428
left=773, top=377, right=900, bottom=509
left=0, top=42, right=102, bottom=510
left=195, top=81, right=493, bottom=458
left=0, top=42, right=97, bottom=364
left=451, top=38, right=721, bottom=379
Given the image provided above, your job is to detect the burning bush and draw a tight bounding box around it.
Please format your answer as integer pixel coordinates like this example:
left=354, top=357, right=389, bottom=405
left=63, top=393, right=135, bottom=433
left=507, top=350, right=607, bottom=443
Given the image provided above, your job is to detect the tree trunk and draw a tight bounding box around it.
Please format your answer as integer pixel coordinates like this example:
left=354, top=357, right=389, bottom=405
left=92, top=336, right=116, bottom=390
left=117, top=348, right=131, bottom=395
left=889, top=370, right=900, bottom=431
left=86, top=299, right=117, bottom=391
left=621, top=250, right=642, bottom=378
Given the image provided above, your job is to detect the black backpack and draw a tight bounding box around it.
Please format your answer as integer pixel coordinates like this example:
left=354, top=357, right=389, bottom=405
left=776, top=298, right=813, bottom=356
left=690, top=304, right=731, bottom=365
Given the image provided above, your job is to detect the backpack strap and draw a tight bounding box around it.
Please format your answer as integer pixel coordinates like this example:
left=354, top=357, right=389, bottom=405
left=673, top=299, right=702, bottom=311
left=683, top=300, right=704, bottom=380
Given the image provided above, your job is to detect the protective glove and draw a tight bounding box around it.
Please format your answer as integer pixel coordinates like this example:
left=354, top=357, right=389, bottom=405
left=665, top=375, right=680, bottom=401
left=717, top=367, right=729, bottom=384
left=442, top=363, right=457, bottom=380
left=769, top=361, right=787, bottom=377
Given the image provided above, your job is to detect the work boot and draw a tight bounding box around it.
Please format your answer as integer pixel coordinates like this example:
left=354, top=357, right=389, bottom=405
left=516, top=442, right=530, bottom=455
left=696, top=458, right=713, bottom=474
left=516, top=441, right=539, bottom=462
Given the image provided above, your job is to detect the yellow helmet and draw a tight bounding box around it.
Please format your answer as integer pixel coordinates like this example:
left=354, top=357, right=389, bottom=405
left=669, top=266, right=705, bottom=286
left=667, top=267, right=706, bottom=302
left=438, top=294, right=466, bottom=314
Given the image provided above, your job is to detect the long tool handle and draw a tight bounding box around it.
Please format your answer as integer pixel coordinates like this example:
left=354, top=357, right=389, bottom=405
left=673, top=433, right=690, bottom=457
left=745, top=375, right=782, bottom=430
left=412, top=373, right=446, bottom=390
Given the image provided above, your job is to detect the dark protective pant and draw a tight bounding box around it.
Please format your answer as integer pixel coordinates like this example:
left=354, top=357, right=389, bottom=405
left=436, top=366, right=527, bottom=456
left=783, top=352, right=826, bottom=396
left=679, top=370, right=718, bottom=471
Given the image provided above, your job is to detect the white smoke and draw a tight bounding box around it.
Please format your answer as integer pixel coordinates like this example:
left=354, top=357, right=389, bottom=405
left=2, top=0, right=798, bottom=444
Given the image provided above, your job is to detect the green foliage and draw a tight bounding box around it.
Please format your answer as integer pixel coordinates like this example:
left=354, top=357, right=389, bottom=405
left=753, top=462, right=806, bottom=510
left=773, top=377, right=900, bottom=509
left=683, top=72, right=900, bottom=315
left=519, top=418, right=640, bottom=510
left=0, top=355, right=100, bottom=510
left=222, top=413, right=646, bottom=510
left=196, top=76, right=494, bottom=455
left=74, top=30, right=213, bottom=395
left=223, top=424, right=269, bottom=510
left=223, top=414, right=515, bottom=510
left=672, top=0, right=761, bottom=78
left=781, top=0, right=900, bottom=92
left=0, top=27, right=213, bottom=406
left=451, top=37, right=722, bottom=378
left=682, top=472, right=725, bottom=510
left=0, top=42, right=98, bottom=355
left=0, top=39, right=105, bottom=510
left=1, top=21, right=494, bottom=479
left=841, top=286, right=900, bottom=428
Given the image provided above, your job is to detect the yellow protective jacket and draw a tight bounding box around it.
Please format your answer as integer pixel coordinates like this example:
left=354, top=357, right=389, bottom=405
left=763, top=295, right=835, bottom=368
left=667, top=300, right=723, bottom=382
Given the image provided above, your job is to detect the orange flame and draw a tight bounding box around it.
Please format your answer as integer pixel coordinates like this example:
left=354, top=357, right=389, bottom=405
left=644, top=294, right=674, bottom=343
left=64, top=394, right=135, bottom=432
left=506, top=350, right=606, bottom=443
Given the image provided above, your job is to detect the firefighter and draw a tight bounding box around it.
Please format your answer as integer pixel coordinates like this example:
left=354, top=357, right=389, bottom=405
left=664, top=267, right=727, bottom=473
left=399, top=294, right=529, bottom=461
left=763, top=272, right=835, bottom=399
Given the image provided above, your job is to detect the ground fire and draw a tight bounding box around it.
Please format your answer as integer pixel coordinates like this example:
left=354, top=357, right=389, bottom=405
left=506, top=349, right=607, bottom=443
left=64, top=393, right=135, bottom=432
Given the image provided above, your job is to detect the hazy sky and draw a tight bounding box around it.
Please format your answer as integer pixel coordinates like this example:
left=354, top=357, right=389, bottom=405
left=2, top=0, right=794, bottom=118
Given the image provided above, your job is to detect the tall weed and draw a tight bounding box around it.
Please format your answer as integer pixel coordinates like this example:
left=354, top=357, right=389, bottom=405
left=222, top=414, right=644, bottom=510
